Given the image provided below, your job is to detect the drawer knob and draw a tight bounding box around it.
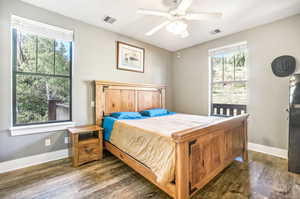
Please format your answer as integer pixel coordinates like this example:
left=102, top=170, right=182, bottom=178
left=84, top=146, right=94, bottom=154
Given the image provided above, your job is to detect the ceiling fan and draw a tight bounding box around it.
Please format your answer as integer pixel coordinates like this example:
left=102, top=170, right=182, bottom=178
left=137, top=0, right=222, bottom=38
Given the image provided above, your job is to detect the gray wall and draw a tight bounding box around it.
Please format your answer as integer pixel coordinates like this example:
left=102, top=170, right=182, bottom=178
left=172, top=14, right=300, bottom=150
left=0, top=0, right=173, bottom=162
left=1, top=0, right=299, bottom=163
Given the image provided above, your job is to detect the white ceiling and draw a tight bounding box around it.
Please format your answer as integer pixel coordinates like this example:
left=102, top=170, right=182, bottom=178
left=21, top=0, right=300, bottom=51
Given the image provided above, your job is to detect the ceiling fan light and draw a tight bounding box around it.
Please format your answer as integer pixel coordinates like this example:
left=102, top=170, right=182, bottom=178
left=181, top=30, right=189, bottom=38
left=166, top=20, right=187, bottom=35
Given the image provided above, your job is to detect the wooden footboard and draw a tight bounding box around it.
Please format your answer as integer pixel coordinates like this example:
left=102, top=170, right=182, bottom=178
left=172, top=114, right=248, bottom=199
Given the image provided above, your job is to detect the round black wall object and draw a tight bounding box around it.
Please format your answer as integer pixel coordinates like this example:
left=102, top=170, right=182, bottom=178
left=271, top=55, right=296, bottom=77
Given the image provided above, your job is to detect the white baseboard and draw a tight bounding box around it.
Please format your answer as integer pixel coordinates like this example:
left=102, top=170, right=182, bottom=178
left=0, top=142, right=288, bottom=174
left=248, top=142, right=288, bottom=159
left=0, top=149, right=69, bottom=174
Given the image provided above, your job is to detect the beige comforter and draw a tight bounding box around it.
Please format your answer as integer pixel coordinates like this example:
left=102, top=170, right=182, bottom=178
left=109, top=113, right=221, bottom=184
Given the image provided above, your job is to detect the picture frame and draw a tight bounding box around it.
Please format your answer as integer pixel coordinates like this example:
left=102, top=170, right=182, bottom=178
left=116, top=41, right=145, bottom=73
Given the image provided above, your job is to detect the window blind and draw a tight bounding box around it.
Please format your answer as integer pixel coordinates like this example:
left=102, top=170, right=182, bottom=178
left=11, top=15, right=74, bottom=42
left=208, top=41, right=247, bottom=57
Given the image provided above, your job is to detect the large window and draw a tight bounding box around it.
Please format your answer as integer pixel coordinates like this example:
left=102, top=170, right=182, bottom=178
left=12, top=16, right=73, bottom=126
left=209, top=42, right=248, bottom=116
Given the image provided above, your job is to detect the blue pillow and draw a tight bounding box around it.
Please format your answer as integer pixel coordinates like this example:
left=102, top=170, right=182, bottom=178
left=110, top=112, right=142, bottom=119
left=140, top=108, right=169, bottom=117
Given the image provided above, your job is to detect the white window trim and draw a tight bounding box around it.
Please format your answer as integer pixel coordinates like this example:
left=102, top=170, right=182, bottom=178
left=11, top=15, right=74, bottom=42
left=208, top=42, right=249, bottom=115
left=208, top=41, right=247, bottom=57
left=10, top=121, right=75, bottom=136
left=10, top=16, right=75, bottom=136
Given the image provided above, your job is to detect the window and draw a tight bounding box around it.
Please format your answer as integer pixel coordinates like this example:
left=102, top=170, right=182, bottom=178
left=12, top=16, right=73, bottom=127
left=209, top=42, right=248, bottom=116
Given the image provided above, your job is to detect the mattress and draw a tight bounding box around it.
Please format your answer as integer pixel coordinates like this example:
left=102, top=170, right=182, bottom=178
left=105, top=113, right=221, bottom=184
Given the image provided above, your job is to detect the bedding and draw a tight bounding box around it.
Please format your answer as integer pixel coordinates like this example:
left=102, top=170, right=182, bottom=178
left=103, top=111, right=175, bottom=141
left=103, top=116, right=146, bottom=141
left=104, top=113, right=221, bottom=184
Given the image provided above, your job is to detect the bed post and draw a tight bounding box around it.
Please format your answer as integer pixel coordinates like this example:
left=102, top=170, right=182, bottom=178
left=242, top=119, right=248, bottom=161
left=161, top=88, right=166, bottom=109
left=175, top=142, right=189, bottom=199
left=95, top=82, right=104, bottom=126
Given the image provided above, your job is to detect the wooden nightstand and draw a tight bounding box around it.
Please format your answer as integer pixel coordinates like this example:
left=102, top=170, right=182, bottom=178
left=68, top=125, right=103, bottom=167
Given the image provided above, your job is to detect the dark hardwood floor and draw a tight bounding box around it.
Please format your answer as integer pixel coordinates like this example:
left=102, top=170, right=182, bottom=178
left=0, top=151, right=300, bottom=199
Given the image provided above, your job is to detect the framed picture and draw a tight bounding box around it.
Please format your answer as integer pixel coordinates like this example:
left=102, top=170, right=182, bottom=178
left=117, top=41, right=145, bottom=73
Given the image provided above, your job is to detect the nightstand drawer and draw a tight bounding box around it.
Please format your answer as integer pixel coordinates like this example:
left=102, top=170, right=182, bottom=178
left=69, top=125, right=103, bottom=167
left=78, top=143, right=100, bottom=163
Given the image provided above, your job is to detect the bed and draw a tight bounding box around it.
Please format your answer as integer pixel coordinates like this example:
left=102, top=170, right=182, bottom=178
left=95, top=80, right=249, bottom=199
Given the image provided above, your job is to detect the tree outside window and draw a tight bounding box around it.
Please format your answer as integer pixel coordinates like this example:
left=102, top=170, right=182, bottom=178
left=12, top=30, right=72, bottom=126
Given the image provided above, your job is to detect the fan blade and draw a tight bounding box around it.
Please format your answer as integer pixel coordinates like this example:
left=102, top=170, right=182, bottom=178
left=185, top=12, right=222, bottom=20
left=176, top=0, right=193, bottom=12
left=145, top=20, right=171, bottom=36
left=181, top=30, right=189, bottom=38
left=137, top=9, right=170, bottom=18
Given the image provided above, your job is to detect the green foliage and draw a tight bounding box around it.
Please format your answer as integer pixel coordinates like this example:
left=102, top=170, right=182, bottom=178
left=15, top=31, right=71, bottom=125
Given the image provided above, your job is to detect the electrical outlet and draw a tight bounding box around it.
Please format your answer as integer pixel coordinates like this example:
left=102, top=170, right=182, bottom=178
left=45, top=138, right=51, bottom=146
left=64, top=136, right=69, bottom=144
left=91, top=101, right=95, bottom=107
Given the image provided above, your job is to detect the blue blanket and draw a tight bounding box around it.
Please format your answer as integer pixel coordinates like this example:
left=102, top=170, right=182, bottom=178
left=103, top=112, right=176, bottom=141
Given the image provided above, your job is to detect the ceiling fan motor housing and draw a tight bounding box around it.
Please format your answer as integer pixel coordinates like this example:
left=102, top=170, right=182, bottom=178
left=162, top=0, right=181, bottom=8
left=138, top=0, right=222, bottom=37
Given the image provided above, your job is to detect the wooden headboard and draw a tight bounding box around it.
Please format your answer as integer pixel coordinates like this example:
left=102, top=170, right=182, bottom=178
left=95, top=81, right=166, bottom=125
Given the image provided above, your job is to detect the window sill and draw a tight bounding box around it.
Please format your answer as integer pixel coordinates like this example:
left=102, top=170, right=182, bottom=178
left=10, top=122, right=76, bottom=136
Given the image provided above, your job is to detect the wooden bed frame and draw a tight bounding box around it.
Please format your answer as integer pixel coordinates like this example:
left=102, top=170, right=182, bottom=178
left=95, top=80, right=249, bottom=199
